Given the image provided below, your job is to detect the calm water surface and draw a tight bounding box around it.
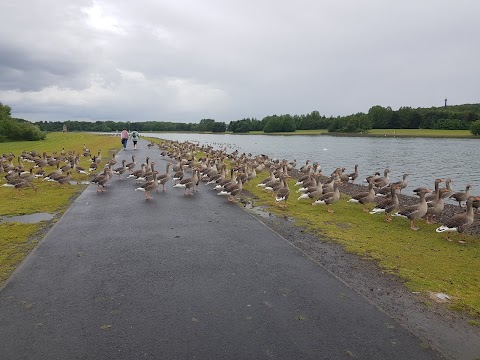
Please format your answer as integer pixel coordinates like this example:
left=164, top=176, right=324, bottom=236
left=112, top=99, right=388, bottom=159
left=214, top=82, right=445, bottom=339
left=144, top=132, right=479, bottom=197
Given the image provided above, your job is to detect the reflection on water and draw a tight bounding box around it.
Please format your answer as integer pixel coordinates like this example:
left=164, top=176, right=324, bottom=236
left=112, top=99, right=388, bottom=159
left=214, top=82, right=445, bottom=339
left=145, top=132, right=480, bottom=196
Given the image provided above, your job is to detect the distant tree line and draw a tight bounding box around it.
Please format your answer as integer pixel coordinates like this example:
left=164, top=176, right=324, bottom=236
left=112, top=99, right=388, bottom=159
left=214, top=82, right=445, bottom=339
left=3, top=100, right=480, bottom=139
left=0, top=102, right=45, bottom=142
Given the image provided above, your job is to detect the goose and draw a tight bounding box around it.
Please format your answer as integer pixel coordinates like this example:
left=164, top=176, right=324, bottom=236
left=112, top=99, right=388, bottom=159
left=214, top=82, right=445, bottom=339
left=393, top=188, right=431, bottom=230
left=297, top=175, right=323, bottom=201
left=423, top=178, right=444, bottom=202
left=257, top=167, right=276, bottom=187
left=125, top=155, right=136, bottom=174
left=172, top=163, right=184, bottom=185
left=449, top=184, right=471, bottom=208
left=369, top=183, right=402, bottom=222
left=55, top=171, right=72, bottom=185
left=377, top=173, right=410, bottom=196
left=296, top=173, right=317, bottom=193
left=373, top=169, right=391, bottom=189
left=299, top=159, right=311, bottom=174
left=44, top=163, right=62, bottom=181
left=347, top=181, right=376, bottom=212
left=89, top=157, right=98, bottom=172
left=312, top=181, right=341, bottom=213
left=275, top=175, right=290, bottom=208
left=436, top=196, right=480, bottom=243
left=108, top=152, right=118, bottom=167
left=347, top=164, right=359, bottom=183
left=217, top=170, right=238, bottom=193
left=425, top=187, right=450, bottom=224
left=173, top=169, right=199, bottom=195
left=91, top=167, right=112, bottom=192
left=364, top=172, right=381, bottom=184
left=73, top=158, right=90, bottom=175
left=218, top=173, right=243, bottom=202
left=156, top=163, right=171, bottom=191
left=127, top=163, right=147, bottom=182
left=14, top=179, right=37, bottom=192
left=112, top=159, right=127, bottom=179
left=135, top=163, right=158, bottom=200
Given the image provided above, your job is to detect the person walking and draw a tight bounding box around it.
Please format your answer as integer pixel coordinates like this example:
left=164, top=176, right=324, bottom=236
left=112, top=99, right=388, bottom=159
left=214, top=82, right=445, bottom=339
left=121, top=128, right=129, bottom=149
left=131, top=129, right=140, bottom=150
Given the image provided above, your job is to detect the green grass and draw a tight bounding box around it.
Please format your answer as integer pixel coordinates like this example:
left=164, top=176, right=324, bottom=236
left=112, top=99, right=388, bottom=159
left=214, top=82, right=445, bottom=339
left=368, top=129, right=474, bottom=138
left=244, top=174, right=480, bottom=319
left=0, top=223, right=40, bottom=283
left=0, top=132, right=122, bottom=284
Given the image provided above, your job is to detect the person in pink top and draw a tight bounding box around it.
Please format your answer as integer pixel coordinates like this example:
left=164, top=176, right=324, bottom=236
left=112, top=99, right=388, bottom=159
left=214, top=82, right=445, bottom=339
left=120, top=128, right=129, bottom=149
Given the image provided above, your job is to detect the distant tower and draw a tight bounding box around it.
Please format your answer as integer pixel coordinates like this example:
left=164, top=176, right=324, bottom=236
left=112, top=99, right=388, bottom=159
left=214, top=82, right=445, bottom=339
left=444, top=97, right=447, bottom=108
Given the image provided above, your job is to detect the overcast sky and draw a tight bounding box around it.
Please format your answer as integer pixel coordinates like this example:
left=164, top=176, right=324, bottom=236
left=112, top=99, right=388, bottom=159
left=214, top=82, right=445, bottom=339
left=0, top=1, right=479, bottom=123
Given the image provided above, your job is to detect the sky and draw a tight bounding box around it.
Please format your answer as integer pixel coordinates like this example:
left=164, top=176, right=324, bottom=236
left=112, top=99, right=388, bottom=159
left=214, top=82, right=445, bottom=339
left=0, top=0, right=479, bottom=123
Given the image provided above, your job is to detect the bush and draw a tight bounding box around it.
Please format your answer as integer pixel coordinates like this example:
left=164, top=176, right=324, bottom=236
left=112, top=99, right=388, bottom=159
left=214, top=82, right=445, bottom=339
left=470, top=120, right=480, bottom=135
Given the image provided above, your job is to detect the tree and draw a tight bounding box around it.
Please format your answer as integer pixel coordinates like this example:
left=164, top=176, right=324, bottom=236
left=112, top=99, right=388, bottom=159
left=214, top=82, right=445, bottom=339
left=470, top=120, right=480, bottom=135
left=210, top=121, right=226, bottom=133
left=368, top=105, right=392, bottom=128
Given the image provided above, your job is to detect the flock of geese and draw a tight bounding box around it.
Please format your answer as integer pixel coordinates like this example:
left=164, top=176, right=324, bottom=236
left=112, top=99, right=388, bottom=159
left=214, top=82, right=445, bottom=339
left=1, top=140, right=479, bottom=242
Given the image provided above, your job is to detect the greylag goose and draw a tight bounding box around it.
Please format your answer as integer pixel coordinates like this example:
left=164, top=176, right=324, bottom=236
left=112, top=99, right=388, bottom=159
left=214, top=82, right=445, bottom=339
left=436, top=196, right=480, bottom=242
left=373, top=169, right=390, bottom=189
left=299, top=159, right=311, bottom=174
left=347, top=164, right=359, bottom=183
left=172, top=163, right=184, bottom=185
left=156, top=163, right=171, bottom=191
left=257, top=167, right=276, bottom=187
left=425, top=187, right=450, bottom=224
left=135, top=163, right=158, bottom=200
left=218, top=173, right=243, bottom=202
left=55, top=171, right=72, bottom=185
left=423, top=178, right=444, bottom=202
left=125, top=155, right=136, bottom=174
left=312, top=181, right=341, bottom=213
left=369, top=183, right=402, bottom=221
left=297, top=175, right=323, bottom=201
left=393, top=188, right=431, bottom=230
left=449, top=184, right=471, bottom=208
left=112, top=160, right=127, bottom=179
left=127, top=163, right=147, bottom=182
left=347, top=181, right=375, bottom=211
left=92, top=167, right=112, bottom=192
left=173, top=168, right=199, bottom=195
left=377, top=173, right=410, bottom=196
left=275, top=175, right=290, bottom=209
left=364, top=172, right=381, bottom=184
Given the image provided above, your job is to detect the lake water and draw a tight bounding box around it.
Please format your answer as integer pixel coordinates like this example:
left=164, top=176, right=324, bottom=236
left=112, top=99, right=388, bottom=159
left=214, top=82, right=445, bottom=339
left=143, top=132, right=479, bottom=198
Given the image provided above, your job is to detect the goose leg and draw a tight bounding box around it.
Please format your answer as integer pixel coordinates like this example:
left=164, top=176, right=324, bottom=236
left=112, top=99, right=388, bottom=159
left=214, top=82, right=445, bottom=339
left=410, top=220, right=420, bottom=231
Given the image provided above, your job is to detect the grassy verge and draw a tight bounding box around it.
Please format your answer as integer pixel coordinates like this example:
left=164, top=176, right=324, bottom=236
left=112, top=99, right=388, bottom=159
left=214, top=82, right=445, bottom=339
left=243, top=175, right=480, bottom=320
left=0, top=132, right=121, bottom=285
left=367, top=129, right=474, bottom=138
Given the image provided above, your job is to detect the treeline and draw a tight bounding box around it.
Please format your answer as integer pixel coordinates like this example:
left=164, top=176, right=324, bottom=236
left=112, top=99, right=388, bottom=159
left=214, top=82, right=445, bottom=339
left=37, top=118, right=227, bottom=133
left=3, top=100, right=480, bottom=138
left=0, top=102, right=45, bottom=142
left=36, top=104, right=480, bottom=134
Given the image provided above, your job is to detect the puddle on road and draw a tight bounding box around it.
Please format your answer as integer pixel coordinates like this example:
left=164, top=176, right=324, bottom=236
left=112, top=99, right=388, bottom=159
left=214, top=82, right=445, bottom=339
left=244, top=201, right=295, bottom=222
left=0, top=212, right=55, bottom=224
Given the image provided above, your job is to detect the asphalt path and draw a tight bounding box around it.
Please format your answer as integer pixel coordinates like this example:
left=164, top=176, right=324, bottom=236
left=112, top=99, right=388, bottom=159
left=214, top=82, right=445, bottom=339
left=0, top=140, right=444, bottom=359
